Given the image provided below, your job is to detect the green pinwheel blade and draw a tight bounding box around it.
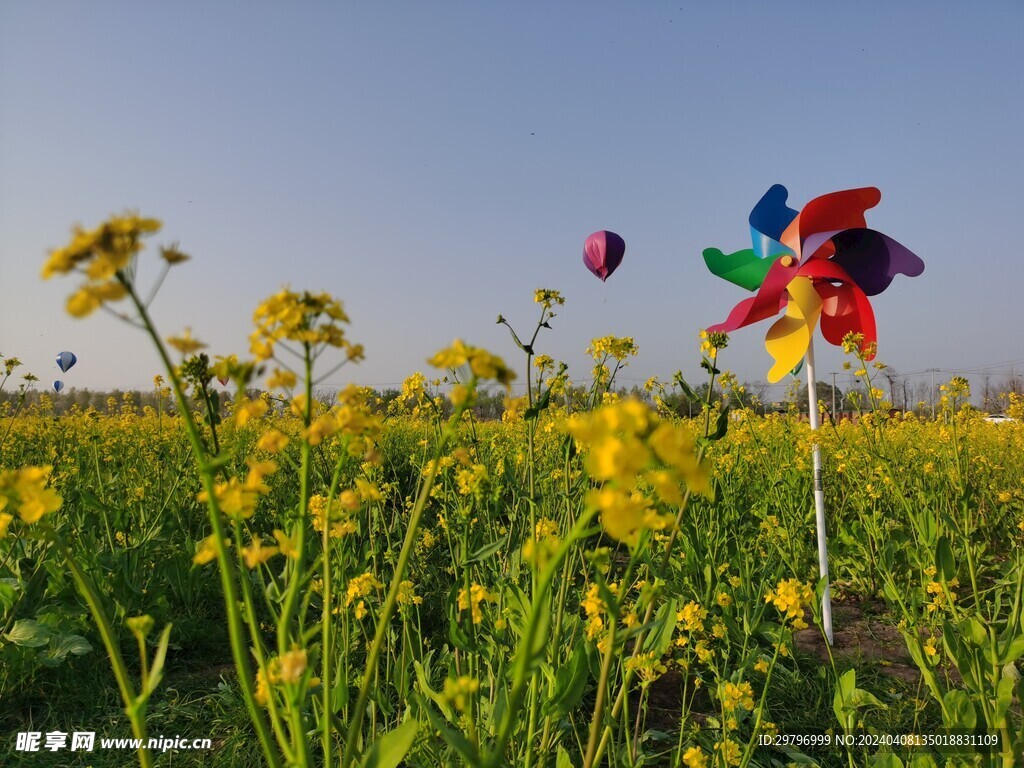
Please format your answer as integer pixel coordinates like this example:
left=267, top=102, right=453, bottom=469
left=703, top=247, right=779, bottom=292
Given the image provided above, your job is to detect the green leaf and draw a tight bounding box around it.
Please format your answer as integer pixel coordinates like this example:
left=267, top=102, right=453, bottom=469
left=672, top=372, right=699, bottom=404
left=416, top=695, right=480, bottom=765
left=447, top=585, right=477, bottom=653
left=907, top=754, right=938, bottom=768
left=993, top=675, right=1015, bottom=726
left=959, top=616, right=987, bottom=648
left=833, top=668, right=885, bottom=726
left=935, top=536, right=955, bottom=581
left=464, top=535, right=509, bottom=566
left=4, top=619, right=51, bottom=648
left=143, top=624, right=173, bottom=698
left=414, top=661, right=453, bottom=721
left=833, top=669, right=856, bottom=724
left=642, top=599, right=677, bottom=659
left=332, top=670, right=349, bottom=712
left=40, top=633, right=92, bottom=666
left=941, top=689, right=976, bottom=730
left=77, top=489, right=107, bottom=513
left=868, top=754, right=904, bottom=768
left=709, top=406, right=731, bottom=441
left=902, top=632, right=943, bottom=703
left=361, top=719, right=418, bottom=768
left=997, top=633, right=1024, bottom=665
left=0, top=581, right=15, bottom=612
left=524, top=386, right=552, bottom=421
left=847, top=686, right=885, bottom=710
left=543, top=644, right=589, bottom=718
left=556, top=745, right=577, bottom=768
left=917, top=512, right=937, bottom=548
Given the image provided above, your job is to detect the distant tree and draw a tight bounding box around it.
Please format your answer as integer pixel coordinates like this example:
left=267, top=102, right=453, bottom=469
left=795, top=381, right=842, bottom=416
left=979, top=373, right=997, bottom=412
left=881, top=367, right=904, bottom=409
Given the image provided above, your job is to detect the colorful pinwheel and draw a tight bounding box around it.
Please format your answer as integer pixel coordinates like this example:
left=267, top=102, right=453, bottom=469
left=703, top=185, right=924, bottom=382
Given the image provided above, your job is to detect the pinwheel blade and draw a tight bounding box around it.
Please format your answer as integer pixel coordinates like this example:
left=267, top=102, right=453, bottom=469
left=765, top=276, right=823, bottom=383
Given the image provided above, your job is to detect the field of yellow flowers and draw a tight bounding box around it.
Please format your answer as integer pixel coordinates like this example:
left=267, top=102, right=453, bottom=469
left=2, top=216, right=1024, bottom=767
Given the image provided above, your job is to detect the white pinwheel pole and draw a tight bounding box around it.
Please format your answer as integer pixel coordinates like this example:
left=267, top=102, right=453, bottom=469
left=805, top=338, right=834, bottom=645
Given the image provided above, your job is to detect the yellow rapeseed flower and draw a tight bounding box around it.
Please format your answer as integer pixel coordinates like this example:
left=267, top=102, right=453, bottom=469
left=166, top=327, right=207, bottom=355
left=682, top=746, right=708, bottom=768
left=443, top=676, right=479, bottom=712
left=193, top=534, right=229, bottom=565
left=764, top=579, right=813, bottom=630
left=0, top=466, right=63, bottom=523
left=458, top=584, right=497, bottom=625
left=257, top=429, right=290, bottom=453
left=241, top=538, right=280, bottom=568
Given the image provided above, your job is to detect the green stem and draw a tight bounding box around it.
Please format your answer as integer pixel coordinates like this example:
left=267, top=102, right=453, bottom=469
left=582, top=616, right=619, bottom=768
left=341, top=400, right=467, bottom=767
left=484, top=509, right=597, bottom=767
left=123, top=280, right=282, bottom=768
left=57, top=538, right=152, bottom=768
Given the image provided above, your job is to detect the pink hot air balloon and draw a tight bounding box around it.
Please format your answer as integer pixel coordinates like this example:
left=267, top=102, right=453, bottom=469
left=583, top=231, right=625, bottom=282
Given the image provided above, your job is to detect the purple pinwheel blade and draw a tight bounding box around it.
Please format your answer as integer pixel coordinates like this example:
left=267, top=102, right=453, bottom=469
left=829, top=229, right=925, bottom=296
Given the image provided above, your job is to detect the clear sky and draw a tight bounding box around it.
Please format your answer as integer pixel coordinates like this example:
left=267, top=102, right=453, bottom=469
left=2, top=2, right=1023, bottom=403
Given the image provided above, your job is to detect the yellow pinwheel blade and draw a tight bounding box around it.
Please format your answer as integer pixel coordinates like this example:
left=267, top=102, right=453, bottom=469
left=765, top=276, right=822, bottom=383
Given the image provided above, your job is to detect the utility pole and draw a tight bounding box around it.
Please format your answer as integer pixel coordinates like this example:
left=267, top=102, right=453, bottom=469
left=928, top=368, right=937, bottom=419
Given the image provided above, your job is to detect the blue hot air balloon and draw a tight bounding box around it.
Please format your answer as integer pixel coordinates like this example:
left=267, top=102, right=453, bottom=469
left=56, top=351, right=77, bottom=373
left=53, top=380, right=64, bottom=393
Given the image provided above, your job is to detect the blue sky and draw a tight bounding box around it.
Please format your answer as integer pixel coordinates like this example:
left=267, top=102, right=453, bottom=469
left=2, top=2, right=1022, bottom=403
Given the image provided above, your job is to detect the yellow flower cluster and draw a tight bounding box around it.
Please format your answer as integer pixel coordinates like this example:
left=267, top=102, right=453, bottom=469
left=533, top=288, right=565, bottom=310
left=624, top=651, right=668, bottom=683
left=523, top=517, right=561, bottom=567
left=925, top=578, right=958, bottom=613
left=42, top=214, right=176, bottom=318
left=428, top=339, right=515, bottom=387
left=309, top=494, right=358, bottom=539
left=250, top=288, right=363, bottom=362
left=255, top=648, right=316, bottom=706
left=3, top=356, right=23, bottom=376
left=234, top=398, right=269, bottom=427
left=346, top=572, right=381, bottom=620
left=257, top=428, right=290, bottom=453
left=193, top=534, right=230, bottom=565
left=676, top=601, right=708, bottom=640
left=581, top=582, right=619, bottom=640
left=714, top=738, right=741, bottom=766
left=699, top=329, right=729, bottom=357
left=166, top=327, right=207, bottom=355
left=720, top=680, right=755, bottom=712
left=566, top=399, right=706, bottom=545
left=196, top=460, right=278, bottom=520
left=586, top=335, right=638, bottom=363
left=291, top=386, right=382, bottom=454
left=443, top=676, right=479, bottom=712
left=458, top=584, right=497, bottom=625
left=241, top=537, right=280, bottom=569
left=455, top=463, right=488, bottom=497
left=682, top=746, right=708, bottom=768
left=0, top=465, right=63, bottom=536
left=396, top=580, right=423, bottom=607
left=764, top=578, right=814, bottom=630
left=501, top=395, right=529, bottom=423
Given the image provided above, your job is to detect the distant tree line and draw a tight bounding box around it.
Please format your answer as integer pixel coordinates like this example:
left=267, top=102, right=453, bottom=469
left=4, top=371, right=1022, bottom=420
